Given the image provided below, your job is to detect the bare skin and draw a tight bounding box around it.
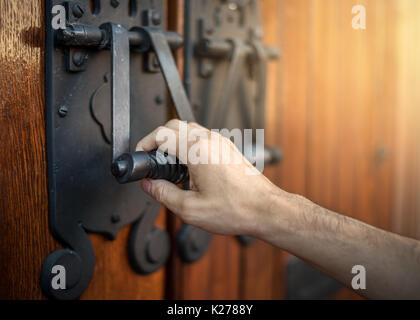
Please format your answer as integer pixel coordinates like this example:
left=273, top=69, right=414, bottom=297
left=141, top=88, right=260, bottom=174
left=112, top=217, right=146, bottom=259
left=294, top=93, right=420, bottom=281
left=137, top=119, right=420, bottom=300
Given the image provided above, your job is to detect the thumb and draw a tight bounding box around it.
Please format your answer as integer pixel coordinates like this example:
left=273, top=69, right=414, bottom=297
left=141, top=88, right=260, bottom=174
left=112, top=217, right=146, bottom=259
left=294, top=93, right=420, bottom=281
left=141, top=179, right=190, bottom=213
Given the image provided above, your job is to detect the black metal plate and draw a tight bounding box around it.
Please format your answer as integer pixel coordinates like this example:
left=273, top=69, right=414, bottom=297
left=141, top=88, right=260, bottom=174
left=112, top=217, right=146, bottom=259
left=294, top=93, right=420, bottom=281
left=42, top=0, right=168, bottom=300
left=185, top=0, right=264, bottom=130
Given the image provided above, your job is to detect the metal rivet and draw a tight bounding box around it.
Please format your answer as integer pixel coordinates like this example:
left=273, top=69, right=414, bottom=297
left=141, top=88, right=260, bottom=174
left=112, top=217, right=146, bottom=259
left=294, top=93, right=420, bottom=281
left=111, top=0, right=120, bottom=8
left=111, top=214, right=120, bottom=223
left=72, top=2, right=85, bottom=18
left=151, top=11, right=162, bottom=25
left=58, top=106, right=68, bottom=118
left=72, top=51, right=88, bottom=67
left=155, top=95, right=164, bottom=105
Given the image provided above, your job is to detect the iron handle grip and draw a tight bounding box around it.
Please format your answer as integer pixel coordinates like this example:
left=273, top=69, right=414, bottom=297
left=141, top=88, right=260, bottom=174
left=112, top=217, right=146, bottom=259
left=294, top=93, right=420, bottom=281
left=112, top=146, right=281, bottom=185
left=112, top=151, right=189, bottom=185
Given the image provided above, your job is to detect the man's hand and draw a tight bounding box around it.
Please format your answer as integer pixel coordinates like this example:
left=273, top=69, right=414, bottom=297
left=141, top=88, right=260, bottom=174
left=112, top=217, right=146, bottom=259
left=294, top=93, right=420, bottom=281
left=137, top=119, right=420, bottom=299
left=136, top=119, right=278, bottom=236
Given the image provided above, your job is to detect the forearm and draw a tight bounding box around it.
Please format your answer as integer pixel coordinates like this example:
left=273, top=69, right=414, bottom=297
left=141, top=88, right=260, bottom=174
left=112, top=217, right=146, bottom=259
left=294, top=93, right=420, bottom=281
left=255, top=188, right=420, bottom=299
left=137, top=120, right=420, bottom=299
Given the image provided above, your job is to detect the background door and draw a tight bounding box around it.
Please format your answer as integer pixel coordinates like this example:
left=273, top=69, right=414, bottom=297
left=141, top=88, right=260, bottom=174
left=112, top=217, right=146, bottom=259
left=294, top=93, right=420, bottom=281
left=1, top=0, right=420, bottom=299
left=165, top=0, right=420, bottom=300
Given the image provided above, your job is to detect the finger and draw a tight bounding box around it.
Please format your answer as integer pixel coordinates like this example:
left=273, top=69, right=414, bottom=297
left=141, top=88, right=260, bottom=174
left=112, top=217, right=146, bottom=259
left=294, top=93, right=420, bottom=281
left=136, top=126, right=164, bottom=151
left=189, top=121, right=207, bottom=131
left=165, top=119, right=210, bottom=145
left=165, top=119, right=205, bottom=132
left=165, top=119, right=183, bottom=131
left=136, top=126, right=178, bottom=154
left=141, top=179, right=194, bottom=214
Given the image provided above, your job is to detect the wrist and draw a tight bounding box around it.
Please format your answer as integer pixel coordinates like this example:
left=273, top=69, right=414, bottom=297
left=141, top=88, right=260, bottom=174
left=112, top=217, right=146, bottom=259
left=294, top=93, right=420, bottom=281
left=246, top=183, right=292, bottom=239
left=250, top=185, right=304, bottom=247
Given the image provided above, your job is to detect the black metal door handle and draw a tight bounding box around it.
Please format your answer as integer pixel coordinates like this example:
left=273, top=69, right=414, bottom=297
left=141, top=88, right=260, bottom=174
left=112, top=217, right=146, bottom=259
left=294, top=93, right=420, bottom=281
left=112, top=151, right=189, bottom=185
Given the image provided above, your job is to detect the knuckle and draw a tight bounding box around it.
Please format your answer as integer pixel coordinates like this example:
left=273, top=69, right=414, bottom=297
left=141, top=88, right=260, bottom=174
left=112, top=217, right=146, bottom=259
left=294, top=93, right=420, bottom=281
left=189, top=122, right=203, bottom=130
left=166, top=119, right=180, bottom=127
left=156, top=125, right=167, bottom=133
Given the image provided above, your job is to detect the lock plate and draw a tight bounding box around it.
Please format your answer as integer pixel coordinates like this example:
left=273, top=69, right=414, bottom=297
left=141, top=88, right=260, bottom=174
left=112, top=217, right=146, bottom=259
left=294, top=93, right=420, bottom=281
left=185, top=0, right=278, bottom=129
left=42, top=0, right=169, bottom=300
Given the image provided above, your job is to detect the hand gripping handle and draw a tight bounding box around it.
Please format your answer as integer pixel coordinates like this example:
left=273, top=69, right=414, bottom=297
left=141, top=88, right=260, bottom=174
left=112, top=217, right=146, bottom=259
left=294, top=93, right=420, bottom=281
left=107, top=25, right=195, bottom=184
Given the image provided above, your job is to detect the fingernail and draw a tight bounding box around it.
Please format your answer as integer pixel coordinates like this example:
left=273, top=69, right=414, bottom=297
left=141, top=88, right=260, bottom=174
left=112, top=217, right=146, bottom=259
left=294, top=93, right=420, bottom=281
left=142, top=179, right=152, bottom=194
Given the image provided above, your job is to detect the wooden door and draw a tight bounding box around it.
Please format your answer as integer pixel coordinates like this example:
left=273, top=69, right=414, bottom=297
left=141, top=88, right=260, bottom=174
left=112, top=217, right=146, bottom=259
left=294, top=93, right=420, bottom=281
left=1, top=0, right=419, bottom=300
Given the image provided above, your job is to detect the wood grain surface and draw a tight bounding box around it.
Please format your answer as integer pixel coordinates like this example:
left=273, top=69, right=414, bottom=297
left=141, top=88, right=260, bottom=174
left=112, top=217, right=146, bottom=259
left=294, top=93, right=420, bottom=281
left=0, top=0, right=57, bottom=299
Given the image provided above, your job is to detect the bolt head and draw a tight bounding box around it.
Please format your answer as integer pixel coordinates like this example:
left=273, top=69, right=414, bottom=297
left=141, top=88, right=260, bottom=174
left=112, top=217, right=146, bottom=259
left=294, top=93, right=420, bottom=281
left=72, top=3, right=85, bottom=18
left=72, top=51, right=88, bottom=67
left=111, top=0, right=120, bottom=8
left=155, top=95, right=164, bottom=105
left=151, top=11, right=162, bottom=25
left=111, top=214, right=120, bottom=224
left=58, top=106, right=68, bottom=117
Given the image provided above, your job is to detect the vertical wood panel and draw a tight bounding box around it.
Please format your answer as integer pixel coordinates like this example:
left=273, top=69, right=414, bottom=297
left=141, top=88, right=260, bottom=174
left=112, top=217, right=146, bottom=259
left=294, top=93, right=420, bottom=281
left=261, top=0, right=401, bottom=299
left=0, top=0, right=57, bottom=299
left=392, top=0, right=420, bottom=239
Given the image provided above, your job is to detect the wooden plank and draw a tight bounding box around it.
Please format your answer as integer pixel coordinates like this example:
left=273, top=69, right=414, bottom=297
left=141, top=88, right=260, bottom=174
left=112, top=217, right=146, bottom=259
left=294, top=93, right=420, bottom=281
left=392, top=0, right=420, bottom=239
left=0, top=0, right=58, bottom=299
